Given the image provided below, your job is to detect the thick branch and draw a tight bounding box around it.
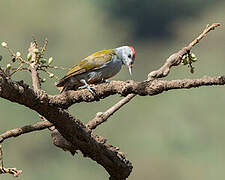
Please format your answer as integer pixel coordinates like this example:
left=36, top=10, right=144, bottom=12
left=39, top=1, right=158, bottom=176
left=0, top=94, right=136, bottom=154
left=0, top=72, right=132, bottom=180
left=0, top=23, right=222, bottom=180
left=0, top=92, right=135, bottom=143
left=0, top=93, right=136, bottom=151
left=2, top=23, right=221, bottom=151
left=4, top=75, right=223, bottom=157
left=49, top=76, right=225, bottom=108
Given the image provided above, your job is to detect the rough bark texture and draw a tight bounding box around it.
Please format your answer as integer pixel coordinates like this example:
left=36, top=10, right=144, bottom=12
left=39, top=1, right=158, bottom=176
left=48, top=76, right=225, bottom=108
left=0, top=69, right=224, bottom=179
left=0, top=23, right=222, bottom=180
left=0, top=71, right=132, bottom=180
left=0, top=121, right=52, bottom=143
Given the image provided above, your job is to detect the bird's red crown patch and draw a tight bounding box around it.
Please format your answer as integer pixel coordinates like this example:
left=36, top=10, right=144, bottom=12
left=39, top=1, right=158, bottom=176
left=129, top=46, right=135, bottom=58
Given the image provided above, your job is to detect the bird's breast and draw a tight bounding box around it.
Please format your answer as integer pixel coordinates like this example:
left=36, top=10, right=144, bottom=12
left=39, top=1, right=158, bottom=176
left=97, top=57, right=122, bottom=79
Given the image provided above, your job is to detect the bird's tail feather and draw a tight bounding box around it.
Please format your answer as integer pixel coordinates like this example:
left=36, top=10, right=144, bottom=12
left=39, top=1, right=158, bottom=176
left=56, top=81, right=70, bottom=93
left=55, top=77, right=67, bottom=87
left=55, top=77, right=70, bottom=93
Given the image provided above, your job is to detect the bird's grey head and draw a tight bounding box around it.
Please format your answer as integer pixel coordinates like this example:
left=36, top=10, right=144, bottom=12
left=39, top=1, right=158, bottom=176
left=115, top=46, right=136, bottom=76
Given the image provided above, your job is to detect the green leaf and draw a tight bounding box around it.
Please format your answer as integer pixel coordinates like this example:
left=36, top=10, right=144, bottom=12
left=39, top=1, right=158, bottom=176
left=48, top=57, right=53, bottom=64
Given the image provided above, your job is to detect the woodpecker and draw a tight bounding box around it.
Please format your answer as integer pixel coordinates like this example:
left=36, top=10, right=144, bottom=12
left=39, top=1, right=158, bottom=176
left=56, top=46, right=136, bottom=93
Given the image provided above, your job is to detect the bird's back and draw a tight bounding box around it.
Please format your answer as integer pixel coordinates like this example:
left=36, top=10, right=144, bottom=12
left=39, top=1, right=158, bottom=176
left=56, top=49, right=118, bottom=91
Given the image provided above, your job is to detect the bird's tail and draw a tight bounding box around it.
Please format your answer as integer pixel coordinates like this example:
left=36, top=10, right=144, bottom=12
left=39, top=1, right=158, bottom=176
left=55, top=76, right=80, bottom=93
left=55, top=77, right=69, bottom=93
left=55, top=76, right=67, bottom=87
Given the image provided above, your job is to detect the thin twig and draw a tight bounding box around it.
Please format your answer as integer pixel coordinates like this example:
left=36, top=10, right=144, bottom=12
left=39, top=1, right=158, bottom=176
left=32, top=35, right=38, bottom=48
left=11, top=67, right=29, bottom=71
left=17, top=56, right=30, bottom=65
left=6, top=47, right=16, bottom=58
left=86, top=94, right=136, bottom=129
left=40, top=65, right=67, bottom=70
left=10, top=63, right=23, bottom=76
left=40, top=68, right=59, bottom=80
left=0, top=94, right=136, bottom=145
left=0, top=121, right=52, bottom=143
left=148, top=23, right=220, bottom=79
left=0, top=145, right=3, bottom=168
left=1, top=75, right=224, bottom=144
left=0, top=23, right=222, bottom=180
left=6, top=47, right=29, bottom=65
left=0, top=93, right=134, bottom=143
left=0, top=145, right=22, bottom=177
left=41, top=38, right=48, bottom=55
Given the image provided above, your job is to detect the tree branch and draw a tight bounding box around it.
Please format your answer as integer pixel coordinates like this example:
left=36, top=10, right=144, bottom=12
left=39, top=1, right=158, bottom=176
left=0, top=72, right=133, bottom=180
left=0, top=93, right=135, bottom=143
left=48, top=76, right=225, bottom=108
left=0, top=23, right=223, bottom=180
left=0, top=121, right=52, bottom=143
left=2, top=23, right=221, bottom=151
left=0, top=94, right=136, bottom=155
left=87, top=94, right=136, bottom=129
left=1, top=75, right=224, bottom=171
left=148, top=23, right=220, bottom=79
left=0, top=145, right=22, bottom=177
left=28, top=42, right=40, bottom=92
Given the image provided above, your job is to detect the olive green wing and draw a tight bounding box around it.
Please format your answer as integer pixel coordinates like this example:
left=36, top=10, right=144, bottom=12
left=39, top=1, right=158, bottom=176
left=66, top=49, right=116, bottom=77
left=56, top=49, right=116, bottom=87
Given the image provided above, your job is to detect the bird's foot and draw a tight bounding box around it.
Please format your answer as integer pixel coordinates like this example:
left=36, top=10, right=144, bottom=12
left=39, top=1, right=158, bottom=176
left=79, top=79, right=96, bottom=95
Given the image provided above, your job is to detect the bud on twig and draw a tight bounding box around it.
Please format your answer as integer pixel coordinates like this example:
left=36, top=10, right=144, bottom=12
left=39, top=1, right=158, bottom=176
left=16, top=52, right=21, bottom=57
left=48, top=57, right=53, bottom=64
left=49, top=73, right=54, bottom=78
left=7, top=64, right=11, bottom=69
left=40, top=78, right=46, bottom=83
left=1, top=42, right=8, bottom=48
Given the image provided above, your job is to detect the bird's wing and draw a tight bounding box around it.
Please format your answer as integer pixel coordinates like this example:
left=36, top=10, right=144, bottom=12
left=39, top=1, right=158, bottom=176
left=65, top=49, right=116, bottom=78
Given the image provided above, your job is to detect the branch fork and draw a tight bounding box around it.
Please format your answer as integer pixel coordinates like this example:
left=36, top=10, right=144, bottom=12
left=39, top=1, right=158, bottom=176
left=0, top=23, right=223, bottom=180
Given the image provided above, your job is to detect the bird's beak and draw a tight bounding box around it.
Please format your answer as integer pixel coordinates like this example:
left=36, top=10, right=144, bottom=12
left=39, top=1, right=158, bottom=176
left=128, top=64, right=133, bottom=76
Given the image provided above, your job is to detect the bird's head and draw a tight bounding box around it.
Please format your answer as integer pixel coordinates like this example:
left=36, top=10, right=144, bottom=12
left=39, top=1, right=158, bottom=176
left=115, top=46, right=136, bottom=76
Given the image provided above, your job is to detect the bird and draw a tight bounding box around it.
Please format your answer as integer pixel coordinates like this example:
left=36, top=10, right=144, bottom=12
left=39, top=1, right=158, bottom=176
left=56, top=46, right=136, bottom=93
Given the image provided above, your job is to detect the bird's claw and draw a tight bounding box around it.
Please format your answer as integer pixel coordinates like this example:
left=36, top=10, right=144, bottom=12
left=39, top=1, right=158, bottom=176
left=79, top=79, right=97, bottom=95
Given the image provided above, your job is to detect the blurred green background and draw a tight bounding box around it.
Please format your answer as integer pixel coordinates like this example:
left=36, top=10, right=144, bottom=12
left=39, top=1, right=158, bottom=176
left=0, top=0, right=225, bottom=180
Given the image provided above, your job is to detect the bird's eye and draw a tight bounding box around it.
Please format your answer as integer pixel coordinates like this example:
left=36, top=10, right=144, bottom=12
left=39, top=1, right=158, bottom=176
left=128, top=54, right=131, bottom=58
